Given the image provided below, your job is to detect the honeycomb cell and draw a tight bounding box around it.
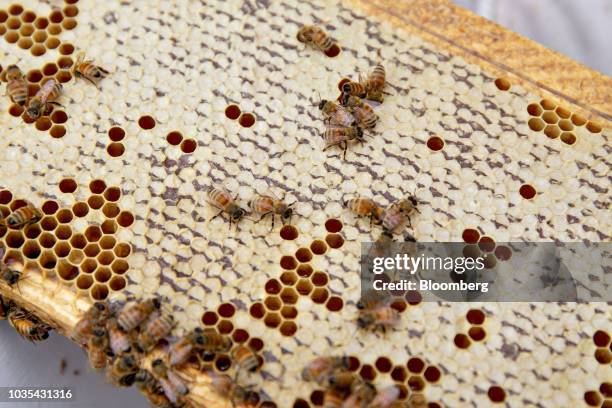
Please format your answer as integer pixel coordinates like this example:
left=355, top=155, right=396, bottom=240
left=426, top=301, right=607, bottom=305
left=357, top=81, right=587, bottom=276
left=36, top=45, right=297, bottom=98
left=84, top=243, right=100, bottom=258
left=32, top=30, right=47, bottom=43
left=466, top=309, right=486, bottom=325
left=216, top=320, right=234, bottom=335
left=8, top=104, right=23, bottom=117
left=101, top=220, right=118, bottom=235
left=426, top=136, right=444, bottom=151
left=85, top=226, right=102, bottom=242
left=34, top=16, right=48, bottom=29
left=279, top=225, right=298, bottom=240
left=45, top=37, right=59, bottom=49
left=80, top=258, right=97, bottom=274
left=310, top=288, right=328, bottom=304
left=540, top=99, right=556, bottom=110
left=296, top=279, right=313, bottom=295
left=99, top=236, right=116, bottom=250
left=280, top=306, right=298, bottom=319
left=51, top=110, right=68, bottom=124
left=43, top=63, right=59, bottom=77
left=63, top=5, right=79, bottom=17
left=47, top=24, right=61, bottom=35
left=558, top=119, right=573, bottom=131
left=87, top=195, right=104, bottom=210
left=138, top=115, right=156, bottom=130
left=19, top=23, right=34, bottom=37
left=296, top=264, right=313, bottom=278
left=249, top=303, right=265, bottom=319
left=325, top=234, right=344, bottom=249
left=375, top=357, right=392, bottom=373
left=264, top=296, right=282, bottom=311
left=494, top=77, right=510, bottom=91
left=295, top=248, right=312, bottom=263
left=201, top=311, right=218, bottom=326
left=238, top=113, right=255, bottom=128
left=232, top=329, right=249, bottom=343
left=571, top=113, right=587, bottom=126
left=407, top=357, right=425, bottom=373
left=265, top=279, right=282, bottom=294
left=72, top=202, right=88, bottom=218
left=113, top=243, right=131, bottom=258
left=107, top=143, right=125, bottom=157
left=49, top=9, right=63, bottom=23
left=23, top=224, right=41, bottom=240
left=35, top=117, right=52, bottom=131
left=58, top=259, right=79, bottom=281
left=408, top=375, right=425, bottom=391
left=22, top=9, right=35, bottom=22
left=107, top=127, right=126, bottom=142
left=280, top=287, right=298, bottom=304
left=454, top=333, right=471, bottom=348
left=280, top=321, right=297, bottom=336
left=584, top=391, right=602, bottom=406
left=90, top=284, right=109, bottom=300
left=468, top=326, right=486, bottom=341
left=111, top=259, right=128, bottom=275
left=61, top=18, right=76, bottom=30
left=359, top=364, right=376, bottom=381
left=39, top=232, right=56, bottom=249
left=70, top=234, right=86, bottom=249
left=424, top=366, right=441, bottom=382
left=166, top=131, right=183, bottom=146
left=310, top=240, right=327, bottom=255
left=311, top=271, right=328, bottom=286
left=264, top=312, right=281, bottom=328
left=586, top=121, right=602, bottom=133
left=544, top=125, right=560, bottom=139
left=41, top=216, right=58, bottom=232
left=593, top=330, right=611, bottom=347
left=488, top=386, right=506, bottom=403
left=526, top=103, right=543, bottom=116
left=30, top=44, right=46, bottom=56
left=11, top=199, right=28, bottom=211
left=224, top=104, right=241, bottom=120
left=76, top=274, right=93, bottom=290
left=5, top=30, right=19, bottom=44
left=59, top=178, right=77, bottom=193
left=325, top=43, right=341, bottom=57
left=180, top=139, right=197, bottom=154
left=94, top=267, right=111, bottom=283
left=324, top=218, right=342, bottom=233
left=217, top=303, right=236, bottom=318
left=56, top=71, right=72, bottom=84
left=310, top=390, right=324, bottom=406
left=519, top=184, right=536, bottom=200
left=117, top=211, right=134, bottom=227
left=97, top=251, right=114, bottom=266
left=600, top=382, right=612, bottom=398
left=280, top=255, right=297, bottom=270
left=0, top=191, right=12, bottom=205
left=280, top=271, right=298, bottom=286
left=56, top=209, right=73, bottom=224
left=102, top=203, right=120, bottom=218
left=89, top=180, right=107, bottom=194
left=6, top=17, right=20, bottom=30
left=560, top=132, right=576, bottom=145
left=67, top=249, right=83, bottom=265
left=109, top=276, right=126, bottom=291
left=595, top=348, right=611, bottom=364
left=391, top=365, right=408, bottom=382
left=542, top=111, right=559, bottom=124
left=553, top=106, right=570, bottom=119
left=528, top=118, right=545, bottom=132
left=39, top=250, right=57, bottom=269
left=390, top=299, right=407, bottom=312
left=17, top=37, right=33, bottom=50
left=50, top=125, right=66, bottom=138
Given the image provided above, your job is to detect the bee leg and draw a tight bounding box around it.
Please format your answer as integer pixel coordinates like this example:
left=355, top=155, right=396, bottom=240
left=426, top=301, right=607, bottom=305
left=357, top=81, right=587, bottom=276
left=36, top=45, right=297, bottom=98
left=210, top=210, right=225, bottom=222
left=342, top=142, right=348, bottom=160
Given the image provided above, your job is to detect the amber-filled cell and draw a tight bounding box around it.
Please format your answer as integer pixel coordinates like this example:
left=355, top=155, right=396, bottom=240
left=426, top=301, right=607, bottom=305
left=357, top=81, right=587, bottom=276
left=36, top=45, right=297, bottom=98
left=102, top=203, right=119, bottom=219
left=488, top=386, right=506, bottom=403
left=40, top=251, right=57, bottom=269
left=249, top=303, right=265, bottom=319
left=544, top=125, right=560, bottom=139
left=24, top=225, right=41, bottom=240
left=586, top=121, right=602, bottom=133
left=280, top=225, right=298, bottom=240
left=9, top=104, right=24, bottom=117
left=103, top=187, right=121, bottom=202
left=91, top=284, right=109, bottom=301
left=85, top=225, right=102, bottom=242
left=311, top=271, right=328, bottom=286
left=94, top=267, right=111, bottom=283
left=281, top=306, right=298, bottom=319
left=59, top=178, right=77, bottom=193
left=166, top=131, right=182, bottom=145
left=84, top=243, right=100, bottom=258
left=33, top=30, right=47, bottom=43
left=325, top=233, right=344, bottom=249
left=540, top=99, right=556, bottom=110
left=23, top=240, right=41, bottom=259
left=280, top=287, right=298, bottom=304
left=113, top=243, right=131, bottom=258
left=408, top=375, right=425, bottom=391
left=5, top=30, right=19, bottom=44
left=375, top=357, right=392, bottom=373
left=265, top=279, right=282, bottom=294
left=584, top=391, right=601, bottom=407
left=201, top=311, right=218, bottom=326
left=280, top=321, right=297, bottom=336
left=526, top=103, right=542, bottom=116
left=39, top=232, right=56, bottom=249
left=324, top=218, right=342, bottom=233
left=558, top=119, right=573, bottom=131
left=264, top=296, right=281, bottom=311
left=217, top=303, right=235, bottom=318
left=111, top=259, right=129, bottom=275
left=107, top=143, right=125, bottom=157
left=407, top=357, right=425, bottom=373
left=325, top=44, right=341, bottom=57
left=70, top=234, right=86, bottom=249
left=519, top=184, right=536, bottom=199
left=527, top=118, right=545, bottom=132
left=89, top=179, right=106, bottom=194
left=560, top=132, right=576, bottom=145
left=310, top=240, right=327, bottom=255
left=571, top=113, right=587, bottom=126
left=180, top=139, right=197, bottom=153
left=310, top=288, right=328, bottom=304
left=391, top=366, right=407, bottom=382
left=72, top=202, right=88, bottom=218
left=35, top=118, right=52, bottom=131
left=593, top=330, right=611, bottom=347
left=117, top=211, right=134, bottom=227
left=494, top=78, right=510, bottom=91
left=295, top=247, right=312, bottom=263
left=87, top=195, right=104, bottom=210
left=40, top=216, right=58, bottom=232
left=454, top=333, right=471, bottom=349
left=50, top=125, right=66, bottom=138
left=280, top=271, right=298, bottom=286
left=217, top=320, right=233, bottom=334
left=424, top=366, right=441, bottom=382
left=466, top=309, right=486, bottom=325
left=58, top=260, right=79, bottom=281
left=47, top=24, right=62, bottom=35
left=359, top=364, right=376, bottom=381
left=61, top=18, right=76, bottom=30
left=468, top=326, right=486, bottom=341
left=19, top=24, right=34, bottom=36
left=225, top=104, right=241, bottom=120
left=238, top=113, right=255, bottom=128
left=232, top=329, right=249, bottom=343
left=296, top=279, right=313, bottom=295
left=264, top=312, right=281, bottom=328
left=138, top=115, right=155, bottom=130
left=109, top=276, right=126, bottom=291
left=426, top=136, right=444, bottom=151
left=297, top=264, right=313, bottom=278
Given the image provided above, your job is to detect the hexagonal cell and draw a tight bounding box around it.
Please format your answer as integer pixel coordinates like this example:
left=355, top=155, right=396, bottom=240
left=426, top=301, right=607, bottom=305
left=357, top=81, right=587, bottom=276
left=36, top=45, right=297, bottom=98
left=454, top=333, right=471, bottom=349
left=180, top=139, right=197, bottom=154
left=310, top=288, right=328, bottom=304
left=58, top=178, right=77, bottom=194
left=201, top=311, right=219, bottom=326
left=595, top=348, right=611, bottom=364
left=87, top=195, right=104, bottom=210
left=22, top=223, right=41, bottom=240
left=51, top=110, right=68, bottom=124
left=238, top=113, right=255, bottom=128
left=8, top=104, right=23, bottom=117
left=34, top=16, right=48, bottom=30
left=280, top=287, right=298, bottom=304
left=103, top=187, right=121, bottom=202
left=96, top=251, right=114, bottom=266
left=426, top=136, right=445, bottom=151
left=85, top=225, right=102, bottom=242
left=224, top=104, right=241, bottom=120
left=390, top=299, right=407, bottom=313
left=166, top=131, right=183, bottom=146
left=84, top=243, right=100, bottom=258
left=280, top=306, right=298, bottom=320
left=38, top=232, right=56, bottom=249
left=593, top=330, right=611, bottom=347
left=584, top=391, right=602, bottom=407
left=391, top=365, right=408, bottom=382
left=58, top=259, right=78, bottom=281
left=586, top=121, right=602, bottom=133
left=72, top=202, right=89, bottom=218
left=17, top=38, right=33, bottom=50
left=325, top=234, right=344, bottom=249
left=249, top=303, right=265, bottom=319
left=539, top=99, right=556, bottom=110
left=113, top=242, right=131, bottom=258
left=560, top=131, right=576, bottom=145
left=40, top=200, right=59, bottom=215
left=600, top=382, right=612, bottom=398
left=519, top=184, right=536, bottom=200
left=264, top=278, right=282, bottom=295
left=543, top=124, right=560, bottom=139
left=296, top=264, right=313, bottom=278
left=423, top=366, right=441, bottom=383
left=311, top=271, right=328, bottom=286
left=90, top=284, right=109, bottom=301
left=99, top=236, right=116, bottom=250
left=280, top=321, right=297, bottom=336
left=38, top=216, right=57, bottom=232
left=541, top=111, right=558, bottom=124
left=107, top=142, right=125, bottom=157
left=494, top=77, right=510, bottom=91
left=89, top=179, right=107, bottom=194
left=61, top=18, right=77, bottom=30
left=556, top=119, right=573, bottom=132
left=217, top=320, right=233, bottom=334
left=35, top=117, right=52, bottom=131
left=39, top=250, right=57, bottom=270
left=214, top=355, right=232, bottom=372
left=30, top=44, right=46, bottom=56
left=375, top=357, right=392, bottom=373
left=279, top=225, right=298, bottom=241
left=280, top=255, right=297, bottom=270
left=217, top=303, right=236, bottom=318
left=94, top=266, right=111, bottom=283
left=101, top=219, right=118, bottom=235
left=45, top=37, right=59, bottom=49
left=487, top=386, right=506, bottom=403
left=56, top=71, right=72, bottom=84
left=80, top=258, right=97, bottom=274
left=138, top=115, right=156, bottom=130
left=5, top=30, right=19, bottom=44
left=19, top=23, right=34, bottom=37
left=109, top=276, right=126, bottom=292
left=232, top=329, right=249, bottom=343
left=571, top=113, right=587, bottom=126
left=264, top=296, right=282, bottom=311
left=407, top=357, right=425, bottom=373
left=408, top=375, right=425, bottom=391
left=263, top=312, right=281, bottom=328
left=117, top=211, right=134, bottom=228
left=359, top=364, right=376, bottom=381
left=324, top=218, right=342, bottom=233
left=466, top=309, right=486, bottom=325
left=296, top=279, right=313, bottom=295
left=111, top=259, right=129, bottom=275
left=102, top=203, right=120, bottom=219
left=6, top=17, right=20, bottom=30
left=527, top=118, right=545, bottom=132
left=280, top=271, right=298, bottom=286
left=295, top=247, right=312, bottom=263
left=32, top=30, right=47, bottom=43
left=68, top=249, right=84, bottom=265
left=325, top=296, right=343, bottom=312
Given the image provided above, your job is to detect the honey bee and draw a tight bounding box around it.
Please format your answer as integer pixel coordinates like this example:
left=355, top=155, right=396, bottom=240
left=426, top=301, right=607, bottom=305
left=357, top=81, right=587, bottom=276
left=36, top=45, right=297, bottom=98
left=249, top=192, right=295, bottom=229
left=207, top=187, right=248, bottom=228
left=302, top=356, right=351, bottom=384
left=0, top=296, right=7, bottom=320
left=73, top=301, right=110, bottom=345
left=357, top=302, right=399, bottom=332
left=323, top=126, right=365, bottom=160
left=341, top=95, right=378, bottom=129
left=370, top=385, right=401, bottom=408
left=0, top=254, right=25, bottom=288
left=117, top=297, right=161, bottom=332
left=87, top=326, right=111, bottom=370
left=327, top=371, right=358, bottom=391
left=135, top=369, right=171, bottom=407
left=319, top=99, right=356, bottom=127
left=364, top=63, right=386, bottom=103
left=210, top=372, right=260, bottom=407
left=404, top=393, right=427, bottom=408
left=151, top=359, right=189, bottom=405
left=341, top=81, right=367, bottom=99
left=296, top=25, right=337, bottom=54
left=107, top=317, right=131, bottom=355
left=107, top=353, right=139, bottom=387
left=199, top=328, right=232, bottom=359
left=5, top=65, right=28, bottom=106
left=72, top=52, right=110, bottom=87
left=26, top=79, right=63, bottom=120
left=344, top=197, right=384, bottom=226
left=2, top=201, right=42, bottom=230
left=137, top=311, right=175, bottom=352
left=169, top=328, right=206, bottom=367
left=382, top=196, right=420, bottom=235
left=323, top=388, right=344, bottom=408
left=342, top=382, right=377, bottom=408
left=7, top=304, right=51, bottom=342
left=231, top=344, right=261, bottom=377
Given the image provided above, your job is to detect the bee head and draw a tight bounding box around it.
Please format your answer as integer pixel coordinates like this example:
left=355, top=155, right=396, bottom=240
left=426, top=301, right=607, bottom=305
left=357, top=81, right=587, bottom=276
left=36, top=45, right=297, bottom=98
left=356, top=127, right=364, bottom=138
left=356, top=300, right=365, bottom=310
left=26, top=104, right=41, bottom=120
left=318, top=100, right=328, bottom=110
left=357, top=315, right=372, bottom=328
left=342, top=82, right=353, bottom=94
left=39, top=329, right=50, bottom=340
left=232, top=208, right=245, bottom=221
left=7, top=217, right=18, bottom=227
left=281, top=207, right=293, bottom=223
left=152, top=297, right=162, bottom=309
left=6, top=65, right=21, bottom=80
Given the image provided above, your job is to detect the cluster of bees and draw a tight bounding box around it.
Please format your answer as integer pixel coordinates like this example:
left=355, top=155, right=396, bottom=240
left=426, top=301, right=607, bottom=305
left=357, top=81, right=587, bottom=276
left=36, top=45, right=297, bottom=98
left=303, top=356, right=426, bottom=407
left=4, top=52, right=109, bottom=120
left=0, top=295, right=53, bottom=341
left=73, top=298, right=264, bottom=407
